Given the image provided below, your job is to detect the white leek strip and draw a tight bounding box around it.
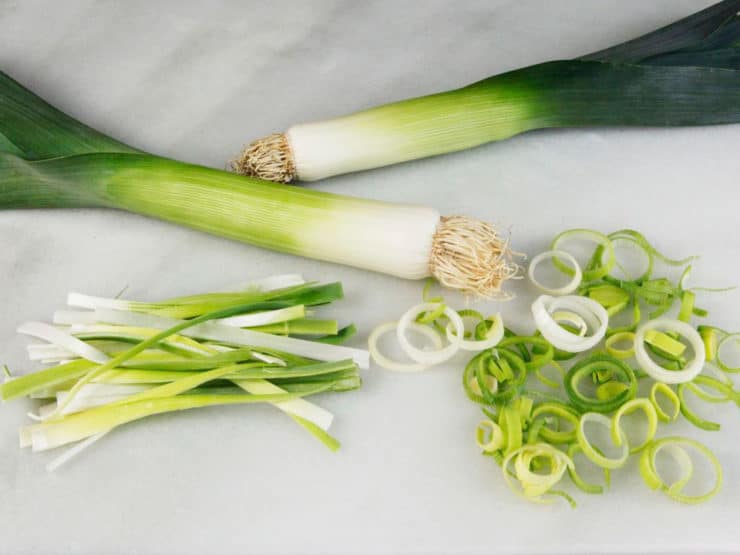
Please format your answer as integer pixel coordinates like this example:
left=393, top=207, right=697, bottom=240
left=91, top=309, right=370, bottom=369
left=32, top=385, right=155, bottom=420
left=217, top=305, right=305, bottom=328
left=527, top=250, right=582, bottom=296
left=233, top=379, right=333, bottom=431
left=53, top=310, right=97, bottom=325
left=368, top=322, right=443, bottom=372
left=531, top=295, right=608, bottom=353
left=67, top=292, right=135, bottom=311
left=46, top=432, right=109, bottom=472
left=17, top=322, right=110, bottom=364
left=215, top=273, right=305, bottom=293
left=634, top=319, right=705, bottom=384
left=66, top=275, right=306, bottom=311
left=69, top=324, right=216, bottom=356
left=26, top=392, right=310, bottom=451
left=397, top=303, right=463, bottom=365
left=446, top=313, right=504, bottom=351
left=27, top=344, right=77, bottom=361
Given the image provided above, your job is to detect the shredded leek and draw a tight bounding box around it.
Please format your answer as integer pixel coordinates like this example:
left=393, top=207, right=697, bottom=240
left=2, top=277, right=367, bottom=468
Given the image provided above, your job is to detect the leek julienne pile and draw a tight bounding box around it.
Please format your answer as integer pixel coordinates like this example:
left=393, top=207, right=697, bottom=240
left=233, top=1, right=740, bottom=182
left=0, top=74, right=518, bottom=298
left=2, top=275, right=369, bottom=469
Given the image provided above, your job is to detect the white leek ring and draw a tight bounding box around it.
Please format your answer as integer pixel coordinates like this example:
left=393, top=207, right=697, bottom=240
left=368, top=321, right=442, bottom=372
left=527, top=250, right=582, bottom=295
left=634, top=319, right=705, bottom=384
left=397, top=303, right=464, bottom=365
left=531, top=295, right=608, bottom=353
left=446, top=313, right=504, bottom=351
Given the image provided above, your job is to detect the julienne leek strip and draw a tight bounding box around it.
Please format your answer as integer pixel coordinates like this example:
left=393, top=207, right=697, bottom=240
left=233, top=3, right=740, bottom=182
left=2, top=277, right=368, bottom=468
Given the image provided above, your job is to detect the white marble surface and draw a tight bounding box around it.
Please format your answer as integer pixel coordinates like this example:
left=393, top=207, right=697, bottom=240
left=1, top=1, right=739, bottom=553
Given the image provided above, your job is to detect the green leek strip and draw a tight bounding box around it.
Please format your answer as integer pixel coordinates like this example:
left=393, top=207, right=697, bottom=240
left=611, top=399, right=658, bottom=454
left=678, top=291, right=696, bottom=323
left=644, top=329, right=687, bottom=358
left=567, top=443, right=610, bottom=495
left=72, top=326, right=218, bottom=357
left=677, top=383, right=721, bottom=431
left=564, top=354, right=637, bottom=413
left=530, top=402, right=579, bottom=444
left=639, top=437, right=722, bottom=504
left=25, top=389, right=328, bottom=451
left=699, top=326, right=720, bottom=362
left=550, top=229, right=615, bottom=282
left=315, top=324, right=357, bottom=345
left=1, top=359, right=95, bottom=401
left=499, top=406, right=523, bottom=456
left=249, top=318, right=339, bottom=336
left=650, top=383, right=680, bottom=423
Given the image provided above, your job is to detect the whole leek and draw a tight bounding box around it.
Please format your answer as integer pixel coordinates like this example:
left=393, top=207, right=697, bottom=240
left=233, top=1, right=740, bottom=182
left=0, top=151, right=518, bottom=296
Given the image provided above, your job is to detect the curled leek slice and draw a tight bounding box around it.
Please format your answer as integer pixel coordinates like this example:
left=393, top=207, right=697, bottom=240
left=611, top=399, right=658, bottom=454
left=564, top=354, right=637, bottom=414
left=397, top=303, right=464, bottom=365
left=446, top=313, right=504, bottom=351
left=527, top=250, right=582, bottom=296
left=634, top=319, right=705, bottom=384
left=577, top=412, right=629, bottom=470
left=550, top=229, right=615, bottom=282
left=716, top=332, right=740, bottom=373
left=368, top=321, right=442, bottom=372
left=567, top=443, right=610, bottom=495
left=531, top=295, right=608, bottom=353
left=476, top=419, right=505, bottom=453
left=502, top=443, right=574, bottom=504
left=639, top=437, right=722, bottom=504
left=605, top=332, right=636, bottom=359
left=650, top=383, right=680, bottom=423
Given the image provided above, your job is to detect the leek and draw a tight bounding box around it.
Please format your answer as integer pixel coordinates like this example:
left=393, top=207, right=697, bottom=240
left=233, top=2, right=740, bottom=182
left=0, top=151, right=519, bottom=296
left=3, top=278, right=366, bottom=467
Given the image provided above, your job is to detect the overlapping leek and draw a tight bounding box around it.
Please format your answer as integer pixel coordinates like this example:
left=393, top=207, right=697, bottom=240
left=3, top=277, right=367, bottom=467
left=233, top=1, right=740, bottom=182
left=0, top=72, right=518, bottom=296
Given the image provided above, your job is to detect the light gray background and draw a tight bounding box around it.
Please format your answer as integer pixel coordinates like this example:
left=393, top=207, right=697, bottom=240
left=1, top=1, right=739, bottom=554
